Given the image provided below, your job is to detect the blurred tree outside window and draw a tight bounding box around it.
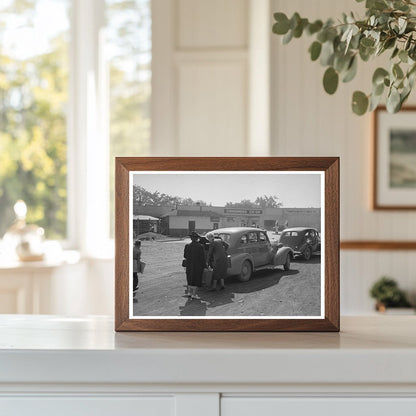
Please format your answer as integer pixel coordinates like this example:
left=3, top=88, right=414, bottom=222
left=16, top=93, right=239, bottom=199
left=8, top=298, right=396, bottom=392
left=106, top=0, right=151, bottom=237
left=0, top=0, right=151, bottom=242
left=0, top=0, right=70, bottom=239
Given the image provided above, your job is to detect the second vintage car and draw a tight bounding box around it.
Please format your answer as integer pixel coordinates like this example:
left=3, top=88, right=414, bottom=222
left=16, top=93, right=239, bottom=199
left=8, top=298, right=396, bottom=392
left=279, top=227, right=321, bottom=260
left=205, top=227, right=294, bottom=282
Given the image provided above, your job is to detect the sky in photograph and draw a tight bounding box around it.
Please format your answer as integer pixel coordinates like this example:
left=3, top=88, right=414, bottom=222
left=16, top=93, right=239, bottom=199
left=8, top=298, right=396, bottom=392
left=133, top=172, right=322, bottom=208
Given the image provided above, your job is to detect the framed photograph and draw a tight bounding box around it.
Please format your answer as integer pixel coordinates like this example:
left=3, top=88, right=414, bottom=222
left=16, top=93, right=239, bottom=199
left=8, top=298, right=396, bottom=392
left=115, top=157, right=339, bottom=331
left=374, top=106, right=416, bottom=209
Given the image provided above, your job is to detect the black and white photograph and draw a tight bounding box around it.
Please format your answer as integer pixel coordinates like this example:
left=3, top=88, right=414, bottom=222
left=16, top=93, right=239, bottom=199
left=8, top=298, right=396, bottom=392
left=129, top=171, right=324, bottom=319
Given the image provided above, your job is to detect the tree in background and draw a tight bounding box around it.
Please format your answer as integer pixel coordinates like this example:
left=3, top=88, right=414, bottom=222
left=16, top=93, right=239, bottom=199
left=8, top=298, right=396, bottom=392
left=133, top=185, right=207, bottom=207
left=255, top=195, right=282, bottom=208
left=107, top=0, right=151, bottom=237
left=225, top=195, right=283, bottom=208
left=0, top=1, right=69, bottom=238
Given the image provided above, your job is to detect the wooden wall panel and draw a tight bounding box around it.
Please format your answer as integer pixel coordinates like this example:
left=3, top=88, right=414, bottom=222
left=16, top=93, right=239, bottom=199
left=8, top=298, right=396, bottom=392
left=177, top=0, right=248, bottom=49
left=177, top=61, right=247, bottom=156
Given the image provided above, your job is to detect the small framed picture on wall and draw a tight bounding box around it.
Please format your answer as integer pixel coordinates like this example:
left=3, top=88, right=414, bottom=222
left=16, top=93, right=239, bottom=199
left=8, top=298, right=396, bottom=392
left=374, top=106, right=416, bottom=209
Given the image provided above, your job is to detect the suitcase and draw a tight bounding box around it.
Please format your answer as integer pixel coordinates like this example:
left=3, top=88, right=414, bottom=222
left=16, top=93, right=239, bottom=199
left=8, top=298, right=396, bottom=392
left=202, top=268, right=213, bottom=287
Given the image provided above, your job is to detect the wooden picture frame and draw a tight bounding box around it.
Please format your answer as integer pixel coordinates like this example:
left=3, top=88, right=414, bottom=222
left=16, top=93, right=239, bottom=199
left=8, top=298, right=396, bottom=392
left=115, top=157, right=339, bottom=332
left=373, top=106, right=416, bottom=210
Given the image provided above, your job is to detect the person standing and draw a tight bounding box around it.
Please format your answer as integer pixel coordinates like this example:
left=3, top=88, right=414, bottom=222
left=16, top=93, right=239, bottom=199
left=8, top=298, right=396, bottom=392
left=132, top=240, right=142, bottom=293
left=206, top=233, right=228, bottom=291
left=183, top=232, right=206, bottom=300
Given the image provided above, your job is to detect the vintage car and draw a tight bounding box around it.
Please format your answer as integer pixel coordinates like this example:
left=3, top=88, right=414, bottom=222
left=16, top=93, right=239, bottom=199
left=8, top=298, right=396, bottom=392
left=279, top=227, right=320, bottom=260
left=206, top=227, right=294, bottom=282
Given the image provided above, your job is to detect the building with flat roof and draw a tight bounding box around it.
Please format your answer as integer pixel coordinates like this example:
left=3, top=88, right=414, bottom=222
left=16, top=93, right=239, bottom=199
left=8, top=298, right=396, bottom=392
left=137, top=204, right=321, bottom=237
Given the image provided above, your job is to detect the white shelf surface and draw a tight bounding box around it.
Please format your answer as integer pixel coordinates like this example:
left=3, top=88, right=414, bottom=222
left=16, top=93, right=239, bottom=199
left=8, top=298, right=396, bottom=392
left=0, top=315, right=415, bottom=387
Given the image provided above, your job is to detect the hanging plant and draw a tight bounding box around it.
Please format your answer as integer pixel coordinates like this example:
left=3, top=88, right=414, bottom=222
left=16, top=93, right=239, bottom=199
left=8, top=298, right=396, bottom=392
left=272, top=0, right=416, bottom=115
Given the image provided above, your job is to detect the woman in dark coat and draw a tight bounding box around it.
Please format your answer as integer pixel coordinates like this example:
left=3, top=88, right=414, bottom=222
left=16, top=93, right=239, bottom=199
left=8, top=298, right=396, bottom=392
left=207, top=233, right=228, bottom=291
left=183, top=232, right=206, bottom=299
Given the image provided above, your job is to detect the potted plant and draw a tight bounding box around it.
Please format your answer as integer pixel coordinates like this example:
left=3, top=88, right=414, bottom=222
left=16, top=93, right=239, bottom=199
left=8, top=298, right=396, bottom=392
left=369, top=276, right=413, bottom=312
left=272, top=0, right=416, bottom=115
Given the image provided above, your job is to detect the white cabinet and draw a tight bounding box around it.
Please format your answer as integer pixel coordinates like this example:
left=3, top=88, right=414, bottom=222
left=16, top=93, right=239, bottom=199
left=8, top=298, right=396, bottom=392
left=222, top=398, right=416, bottom=416
left=1, top=396, right=175, bottom=416
left=1, top=316, right=416, bottom=415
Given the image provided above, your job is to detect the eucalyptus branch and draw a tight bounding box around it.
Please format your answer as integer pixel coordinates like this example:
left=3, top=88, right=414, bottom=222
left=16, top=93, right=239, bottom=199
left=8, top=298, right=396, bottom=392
left=272, top=0, right=416, bottom=115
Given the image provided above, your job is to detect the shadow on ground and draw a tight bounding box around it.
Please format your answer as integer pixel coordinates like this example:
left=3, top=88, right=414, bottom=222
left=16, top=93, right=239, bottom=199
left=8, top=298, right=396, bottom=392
left=179, top=297, right=208, bottom=316
left=292, top=255, right=321, bottom=265
left=183, top=268, right=301, bottom=314
left=227, top=268, right=299, bottom=294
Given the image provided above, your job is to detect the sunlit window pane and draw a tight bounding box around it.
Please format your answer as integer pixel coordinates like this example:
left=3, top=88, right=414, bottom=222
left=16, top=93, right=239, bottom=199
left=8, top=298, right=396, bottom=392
left=106, top=0, right=151, bottom=237
left=0, top=0, right=70, bottom=239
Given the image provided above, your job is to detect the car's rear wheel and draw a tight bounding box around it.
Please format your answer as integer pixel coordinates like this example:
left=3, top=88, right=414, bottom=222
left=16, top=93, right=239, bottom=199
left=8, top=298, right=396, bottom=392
left=303, top=246, right=312, bottom=261
left=283, top=254, right=291, bottom=270
left=238, top=260, right=252, bottom=282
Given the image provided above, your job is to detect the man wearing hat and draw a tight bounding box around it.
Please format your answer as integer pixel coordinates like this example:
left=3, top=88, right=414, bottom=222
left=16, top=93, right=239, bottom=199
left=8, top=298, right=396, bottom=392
left=183, top=231, right=206, bottom=299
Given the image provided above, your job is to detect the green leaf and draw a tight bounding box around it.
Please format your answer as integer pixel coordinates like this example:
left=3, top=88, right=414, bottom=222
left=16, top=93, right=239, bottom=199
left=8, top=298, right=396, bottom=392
left=386, top=87, right=401, bottom=113
left=393, top=63, right=404, bottom=79
left=369, top=92, right=383, bottom=111
left=273, top=13, right=290, bottom=35
left=405, top=34, right=413, bottom=51
left=309, top=41, right=322, bottom=61
left=383, top=37, right=396, bottom=50
left=372, top=68, right=389, bottom=86
left=334, top=52, right=350, bottom=72
left=293, top=18, right=308, bottom=38
left=374, top=82, right=385, bottom=96
left=317, top=30, right=328, bottom=43
left=399, top=49, right=408, bottom=63
left=307, top=20, right=323, bottom=35
left=400, top=87, right=411, bottom=106
left=398, top=17, right=407, bottom=34
left=342, top=56, right=358, bottom=83
left=290, top=13, right=301, bottom=30
left=360, top=37, right=375, bottom=48
left=282, top=29, right=293, bottom=44
left=352, top=91, right=369, bottom=115
left=366, top=0, right=388, bottom=10
left=323, top=67, right=339, bottom=94
left=391, top=47, right=399, bottom=59
left=320, top=40, right=335, bottom=66
left=359, top=44, right=375, bottom=61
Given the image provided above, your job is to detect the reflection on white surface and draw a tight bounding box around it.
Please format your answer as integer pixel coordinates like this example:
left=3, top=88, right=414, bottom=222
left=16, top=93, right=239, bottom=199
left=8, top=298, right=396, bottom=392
left=0, top=239, right=80, bottom=269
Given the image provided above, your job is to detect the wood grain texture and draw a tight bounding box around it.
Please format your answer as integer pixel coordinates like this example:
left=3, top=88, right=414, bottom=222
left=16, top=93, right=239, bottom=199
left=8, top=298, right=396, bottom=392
left=115, top=157, right=340, bottom=332
left=373, top=106, right=416, bottom=210
left=341, top=241, right=416, bottom=250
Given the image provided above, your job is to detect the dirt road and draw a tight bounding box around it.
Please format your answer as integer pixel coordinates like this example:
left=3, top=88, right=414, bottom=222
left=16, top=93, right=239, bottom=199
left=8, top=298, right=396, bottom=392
left=133, top=239, right=321, bottom=317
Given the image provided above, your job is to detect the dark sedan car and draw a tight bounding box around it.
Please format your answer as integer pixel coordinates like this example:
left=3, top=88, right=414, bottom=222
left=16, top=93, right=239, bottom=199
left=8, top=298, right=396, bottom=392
left=205, top=227, right=294, bottom=282
left=279, top=227, right=320, bottom=260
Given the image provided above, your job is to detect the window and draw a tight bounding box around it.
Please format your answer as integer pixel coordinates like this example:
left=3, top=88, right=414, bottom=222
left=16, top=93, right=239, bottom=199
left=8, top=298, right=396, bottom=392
left=247, top=232, right=257, bottom=243
left=283, top=231, right=298, bottom=237
left=106, top=0, right=151, bottom=237
left=0, top=0, right=70, bottom=239
left=217, top=233, right=230, bottom=244
left=259, top=232, right=267, bottom=242
left=0, top=0, right=151, bottom=252
left=240, top=235, right=248, bottom=245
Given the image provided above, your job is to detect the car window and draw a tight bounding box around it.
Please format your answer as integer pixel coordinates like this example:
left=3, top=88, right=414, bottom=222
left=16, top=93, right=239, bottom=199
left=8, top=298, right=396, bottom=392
left=240, top=235, right=248, bottom=245
left=217, top=233, right=231, bottom=244
left=259, top=232, right=267, bottom=242
left=247, top=232, right=258, bottom=243
left=282, top=231, right=298, bottom=237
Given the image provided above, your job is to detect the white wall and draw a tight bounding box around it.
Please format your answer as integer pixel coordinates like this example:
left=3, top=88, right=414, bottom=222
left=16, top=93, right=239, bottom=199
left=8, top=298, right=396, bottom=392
left=152, top=0, right=250, bottom=156
left=271, top=0, right=416, bottom=313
